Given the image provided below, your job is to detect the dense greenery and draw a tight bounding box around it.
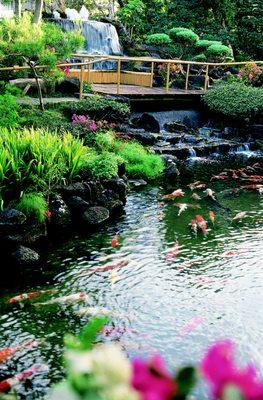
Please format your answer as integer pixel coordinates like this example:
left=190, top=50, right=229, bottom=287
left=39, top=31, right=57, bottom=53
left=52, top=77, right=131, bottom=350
left=203, top=82, right=263, bottom=120
left=16, top=193, right=48, bottom=223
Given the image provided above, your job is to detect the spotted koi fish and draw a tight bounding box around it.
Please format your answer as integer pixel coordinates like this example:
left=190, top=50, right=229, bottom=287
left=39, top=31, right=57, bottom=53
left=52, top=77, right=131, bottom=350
left=0, top=339, right=37, bottom=364
left=7, top=289, right=56, bottom=304
left=195, top=214, right=208, bottom=233
left=0, top=364, right=48, bottom=392
left=81, top=259, right=128, bottom=275
left=34, top=292, right=88, bottom=307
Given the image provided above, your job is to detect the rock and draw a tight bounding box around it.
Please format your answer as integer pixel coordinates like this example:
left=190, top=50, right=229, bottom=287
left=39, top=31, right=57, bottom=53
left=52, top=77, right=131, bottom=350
left=104, top=199, right=124, bottom=215
left=102, top=178, right=127, bottom=203
left=61, top=182, right=103, bottom=202
left=118, top=162, right=126, bottom=177
left=164, top=122, right=188, bottom=133
left=129, top=179, right=148, bottom=189
left=81, top=206, right=109, bottom=226
left=4, top=224, right=47, bottom=247
left=249, top=124, right=263, bottom=139
left=0, top=209, right=26, bottom=225
left=131, top=113, right=160, bottom=133
left=127, top=130, right=156, bottom=145
left=56, top=77, right=80, bottom=94
left=50, top=195, right=71, bottom=227
left=11, top=245, right=40, bottom=266
left=188, top=75, right=205, bottom=87
left=66, top=196, right=90, bottom=214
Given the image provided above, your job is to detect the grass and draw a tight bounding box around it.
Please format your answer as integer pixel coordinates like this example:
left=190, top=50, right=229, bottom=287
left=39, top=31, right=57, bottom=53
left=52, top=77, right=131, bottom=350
left=16, top=192, right=47, bottom=223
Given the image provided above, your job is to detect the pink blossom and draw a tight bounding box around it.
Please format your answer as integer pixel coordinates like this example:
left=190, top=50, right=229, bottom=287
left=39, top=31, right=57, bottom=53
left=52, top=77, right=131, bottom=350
left=60, top=65, right=71, bottom=76
left=200, top=340, right=263, bottom=400
left=89, top=121, right=97, bottom=131
left=131, top=354, right=177, bottom=400
left=248, top=72, right=254, bottom=81
left=72, top=114, right=88, bottom=125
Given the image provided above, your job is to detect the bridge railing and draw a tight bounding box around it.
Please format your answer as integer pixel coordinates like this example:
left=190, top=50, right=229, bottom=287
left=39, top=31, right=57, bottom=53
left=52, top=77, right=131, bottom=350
left=73, top=54, right=263, bottom=96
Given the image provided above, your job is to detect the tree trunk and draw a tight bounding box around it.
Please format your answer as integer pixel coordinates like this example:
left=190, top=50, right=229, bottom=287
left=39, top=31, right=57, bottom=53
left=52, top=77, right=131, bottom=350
left=33, top=0, right=44, bottom=24
left=14, top=0, right=22, bottom=18
left=30, top=64, right=45, bottom=111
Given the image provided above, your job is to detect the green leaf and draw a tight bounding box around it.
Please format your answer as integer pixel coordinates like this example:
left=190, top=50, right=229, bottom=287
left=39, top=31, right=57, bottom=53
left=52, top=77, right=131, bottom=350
left=223, top=385, right=244, bottom=400
left=174, top=366, right=197, bottom=398
left=79, top=316, right=109, bottom=350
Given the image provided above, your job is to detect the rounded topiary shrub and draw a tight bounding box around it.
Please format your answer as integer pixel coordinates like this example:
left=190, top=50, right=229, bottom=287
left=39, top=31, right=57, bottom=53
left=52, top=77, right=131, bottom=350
left=194, top=53, right=207, bottom=62
left=196, top=40, right=222, bottom=50
left=206, top=44, right=231, bottom=61
left=146, top=33, right=172, bottom=46
left=169, top=28, right=199, bottom=44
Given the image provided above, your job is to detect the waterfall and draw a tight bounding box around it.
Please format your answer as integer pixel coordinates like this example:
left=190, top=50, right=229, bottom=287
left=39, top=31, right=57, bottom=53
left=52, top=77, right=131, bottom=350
left=57, top=19, right=121, bottom=70
left=188, top=147, right=197, bottom=158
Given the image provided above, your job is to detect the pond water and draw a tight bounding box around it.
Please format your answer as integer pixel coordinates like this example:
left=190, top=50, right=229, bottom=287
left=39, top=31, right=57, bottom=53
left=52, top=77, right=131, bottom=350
left=0, top=175, right=263, bottom=398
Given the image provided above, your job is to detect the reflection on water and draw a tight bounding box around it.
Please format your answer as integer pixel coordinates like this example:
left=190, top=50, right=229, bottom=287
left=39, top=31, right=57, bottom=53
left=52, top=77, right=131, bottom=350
left=0, top=184, right=262, bottom=398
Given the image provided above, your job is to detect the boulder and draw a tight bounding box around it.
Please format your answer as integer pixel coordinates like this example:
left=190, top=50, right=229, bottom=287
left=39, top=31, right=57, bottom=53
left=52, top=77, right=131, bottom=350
left=81, top=206, right=109, bottom=226
left=132, top=113, right=160, bottom=133
left=127, top=130, right=156, bottom=145
left=129, top=179, right=148, bottom=189
left=4, top=224, right=47, bottom=247
left=11, top=245, right=40, bottom=266
left=50, top=195, right=71, bottom=227
left=0, top=209, right=26, bottom=225
left=164, top=122, right=188, bottom=133
left=56, top=77, right=80, bottom=94
left=66, top=196, right=90, bottom=214
left=162, top=154, right=180, bottom=181
left=102, top=178, right=127, bottom=203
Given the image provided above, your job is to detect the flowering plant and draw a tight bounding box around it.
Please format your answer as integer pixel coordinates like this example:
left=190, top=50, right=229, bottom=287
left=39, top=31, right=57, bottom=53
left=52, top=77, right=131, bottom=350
left=156, top=63, right=185, bottom=87
left=238, top=63, right=262, bottom=86
left=50, top=318, right=263, bottom=400
left=71, top=114, right=115, bottom=133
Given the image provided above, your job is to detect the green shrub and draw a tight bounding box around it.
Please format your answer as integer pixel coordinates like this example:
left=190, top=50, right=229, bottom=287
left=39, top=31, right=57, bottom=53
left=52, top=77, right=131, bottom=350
left=92, top=132, right=116, bottom=152
left=0, top=94, right=23, bottom=129
left=196, top=40, right=222, bottom=50
left=0, top=128, right=89, bottom=195
left=84, top=152, right=120, bottom=179
left=61, top=96, right=130, bottom=123
left=170, top=28, right=199, bottom=44
left=206, top=44, right=231, bottom=61
left=194, top=53, right=207, bottom=62
left=0, top=81, right=22, bottom=96
left=203, top=82, right=263, bottom=120
left=16, top=192, right=47, bottom=223
left=21, top=108, right=68, bottom=131
left=114, top=141, right=164, bottom=179
left=146, top=33, right=172, bottom=46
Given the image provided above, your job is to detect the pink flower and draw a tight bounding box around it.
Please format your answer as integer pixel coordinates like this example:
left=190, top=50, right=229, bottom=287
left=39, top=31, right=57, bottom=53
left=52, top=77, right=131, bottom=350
left=248, top=72, right=254, bottom=81
left=60, top=65, right=70, bottom=76
left=89, top=121, right=97, bottom=131
left=131, top=354, right=177, bottom=400
left=200, top=340, right=263, bottom=400
left=72, top=114, right=88, bottom=125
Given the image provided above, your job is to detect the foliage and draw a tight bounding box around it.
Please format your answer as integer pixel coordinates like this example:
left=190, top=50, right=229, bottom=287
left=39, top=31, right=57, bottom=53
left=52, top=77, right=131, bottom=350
left=146, top=33, right=172, bottom=46
left=61, top=96, right=131, bottom=123
left=237, top=63, right=262, bottom=86
left=0, top=128, right=88, bottom=197
left=21, top=108, right=68, bottom=131
left=84, top=152, right=120, bottom=179
left=203, top=82, right=263, bottom=120
left=194, top=53, right=207, bottom=62
left=114, top=141, right=164, bottom=180
left=206, top=43, right=232, bottom=61
left=196, top=40, right=222, bottom=50
left=0, top=94, right=23, bottom=129
left=169, top=28, right=199, bottom=44
left=0, top=81, right=22, bottom=97
left=117, top=0, right=146, bottom=38
left=16, top=192, right=47, bottom=223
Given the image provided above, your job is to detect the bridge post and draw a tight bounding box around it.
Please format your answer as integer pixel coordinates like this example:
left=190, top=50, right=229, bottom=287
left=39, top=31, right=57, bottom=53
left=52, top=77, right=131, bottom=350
left=204, top=64, right=209, bottom=92
left=166, top=62, right=170, bottom=92
left=150, top=61, right=154, bottom=88
left=79, top=65, right=84, bottom=100
left=117, top=58, right=121, bottom=94
left=185, top=63, right=190, bottom=90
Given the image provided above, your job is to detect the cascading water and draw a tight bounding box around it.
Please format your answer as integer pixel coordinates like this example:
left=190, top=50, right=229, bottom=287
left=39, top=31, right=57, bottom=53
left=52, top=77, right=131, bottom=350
left=57, top=19, right=121, bottom=70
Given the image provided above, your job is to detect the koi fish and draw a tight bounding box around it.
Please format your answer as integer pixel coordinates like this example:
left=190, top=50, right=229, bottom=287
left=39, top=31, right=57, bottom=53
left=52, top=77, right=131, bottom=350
left=241, top=184, right=263, bottom=190
left=111, top=234, right=119, bottom=248
left=191, top=192, right=201, bottom=200
left=195, top=214, right=208, bottom=233
left=110, top=270, right=121, bottom=284
left=190, top=219, right=198, bottom=235
left=34, top=292, right=89, bottom=307
left=174, top=202, right=197, bottom=209
left=241, top=175, right=263, bottom=183
left=204, top=188, right=216, bottom=201
left=0, top=339, right=37, bottom=364
left=163, top=189, right=184, bottom=200
left=188, top=181, right=205, bottom=191
left=176, top=203, right=188, bottom=216
left=210, top=174, right=228, bottom=182
left=209, top=210, right=215, bottom=225
left=232, top=211, right=247, bottom=221
left=7, top=289, right=56, bottom=304
left=166, top=241, right=180, bottom=262
left=176, top=259, right=200, bottom=270
left=82, top=259, right=128, bottom=275
left=157, top=212, right=164, bottom=221
left=221, top=249, right=241, bottom=257
left=76, top=307, right=113, bottom=317
left=158, top=202, right=165, bottom=207
left=178, top=316, right=204, bottom=337
left=232, top=171, right=238, bottom=179
left=0, top=364, right=48, bottom=393
left=259, top=188, right=263, bottom=195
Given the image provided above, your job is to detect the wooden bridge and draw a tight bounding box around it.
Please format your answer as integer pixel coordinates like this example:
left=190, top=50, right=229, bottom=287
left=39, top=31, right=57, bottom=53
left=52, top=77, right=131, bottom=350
left=1, top=55, right=262, bottom=102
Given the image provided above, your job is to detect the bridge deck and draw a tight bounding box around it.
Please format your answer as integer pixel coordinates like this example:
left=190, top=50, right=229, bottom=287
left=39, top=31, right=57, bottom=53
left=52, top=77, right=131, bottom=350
left=92, top=84, right=204, bottom=97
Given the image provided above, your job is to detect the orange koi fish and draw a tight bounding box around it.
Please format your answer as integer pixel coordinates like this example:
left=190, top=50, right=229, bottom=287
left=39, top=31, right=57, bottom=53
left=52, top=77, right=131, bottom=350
left=82, top=259, right=128, bottom=275
left=195, top=214, right=208, bottom=233
left=111, top=234, right=119, bottom=248
left=190, top=219, right=198, bottom=235
left=188, top=181, right=205, bottom=191
left=241, top=184, right=263, bottom=190
left=232, top=211, right=247, bottom=221
left=7, top=289, right=56, bottom=304
left=209, top=210, right=215, bottom=224
left=178, top=316, right=204, bottom=337
left=0, top=364, right=48, bottom=393
left=166, top=241, right=180, bottom=262
left=0, top=339, right=37, bottom=364
left=34, top=292, right=88, bottom=307
left=210, top=174, right=228, bottom=182
left=163, top=189, right=184, bottom=200
left=232, top=171, right=238, bottom=179
left=241, top=175, right=263, bottom=182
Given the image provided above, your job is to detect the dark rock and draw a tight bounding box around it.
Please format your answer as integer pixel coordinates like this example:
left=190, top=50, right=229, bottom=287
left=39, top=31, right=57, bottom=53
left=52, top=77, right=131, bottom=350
left=11, top=245, right=40, bottom=266
left=81, top=206, right=109, bottom=226
left=56, top=77, right=80, bottom=94
left=162, top=154, right=180, bottom=181
left=66, top=196, right=90, bottom=214
left=61, top=182, right=103, bottom=202
left=118, top=162, right=126, bottom=177
left=127, top=130, right=156, bottom=145
left=132, top=113, right=160, bottom=133
left=50, top=195, right=71, bottom=227
left=0, top=209, right=26, bottom=225
left=102, top=178, right=127, bottom=203
left=162, top=154, right=178, bottom=165
left=129, top=179, right=148, bottom=189
left=164, top=122, right=188, bottom=133
left=249, top=124, right=263, bottom=139
left=104, top=199, right=124, bottom=215
left=4, top=224, right=46, bottom=247
left=104, top=94, right=130, bottom=104
left=189, top=75, right=205, bottom=87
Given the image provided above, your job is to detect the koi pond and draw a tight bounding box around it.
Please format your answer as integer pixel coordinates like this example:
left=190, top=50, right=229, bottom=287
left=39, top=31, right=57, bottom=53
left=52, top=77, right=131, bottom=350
left=0, top=164, right=263, bottom=399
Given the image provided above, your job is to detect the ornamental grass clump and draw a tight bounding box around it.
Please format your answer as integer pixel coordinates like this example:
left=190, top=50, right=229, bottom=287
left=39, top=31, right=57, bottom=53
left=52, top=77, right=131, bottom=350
left=16, top=193, right=48, bottom=223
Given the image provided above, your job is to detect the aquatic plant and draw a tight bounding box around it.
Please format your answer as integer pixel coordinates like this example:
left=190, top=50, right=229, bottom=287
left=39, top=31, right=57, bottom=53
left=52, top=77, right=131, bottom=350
left=16, top=193, right=48, bottom=223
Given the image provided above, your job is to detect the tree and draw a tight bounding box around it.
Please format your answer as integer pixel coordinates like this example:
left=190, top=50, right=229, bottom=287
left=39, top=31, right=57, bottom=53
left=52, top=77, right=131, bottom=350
left=0, top=14, right=84, bottom=109
left=117, top=0, right=145, bottom=38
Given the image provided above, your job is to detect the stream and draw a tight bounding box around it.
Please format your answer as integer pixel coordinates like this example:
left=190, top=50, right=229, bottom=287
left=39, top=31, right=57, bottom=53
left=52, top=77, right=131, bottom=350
left=0, top=175, right=262, bottom=399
